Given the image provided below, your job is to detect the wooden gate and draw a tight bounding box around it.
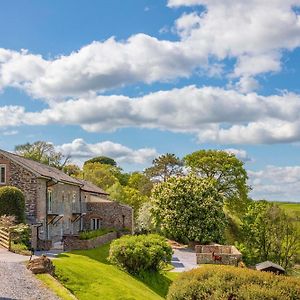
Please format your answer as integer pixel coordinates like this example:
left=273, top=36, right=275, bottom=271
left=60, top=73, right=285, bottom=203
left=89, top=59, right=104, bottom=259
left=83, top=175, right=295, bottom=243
left=0, top=227, right=11, bottom=250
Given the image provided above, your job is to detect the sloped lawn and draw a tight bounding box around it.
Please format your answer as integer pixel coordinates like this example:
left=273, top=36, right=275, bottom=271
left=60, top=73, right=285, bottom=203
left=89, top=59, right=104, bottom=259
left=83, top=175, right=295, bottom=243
left=51, top=243, right=177, bottom=300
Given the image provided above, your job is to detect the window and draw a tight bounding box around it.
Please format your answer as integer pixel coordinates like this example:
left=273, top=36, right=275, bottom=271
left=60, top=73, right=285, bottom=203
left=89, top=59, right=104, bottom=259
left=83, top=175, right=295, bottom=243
left=61, top=191, right=65, bottom=213
left=90, top=218, right=101, bottom=230
left=72, top=192, right=76, bottom=211
left=47, top=189, right=53, bottom=213
left=0, top=164, right=6, bottom=184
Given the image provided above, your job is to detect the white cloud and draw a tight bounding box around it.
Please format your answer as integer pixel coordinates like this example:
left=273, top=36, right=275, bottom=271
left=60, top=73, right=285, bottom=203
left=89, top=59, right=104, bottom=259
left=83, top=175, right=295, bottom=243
left=3, top=86, right=300, bottom=144
left=249, top=165, right=300, bottom=201
left=56, top=138, right=158, bottom=165
left=234, top=76, right=260, bottom=93
left=0, top=1, right=299, bottom=99
left=2, top=130, right=18, bottom=136
left=224, top=148, right=252, bottom=162
left=167, top=0, right=203, bottom=7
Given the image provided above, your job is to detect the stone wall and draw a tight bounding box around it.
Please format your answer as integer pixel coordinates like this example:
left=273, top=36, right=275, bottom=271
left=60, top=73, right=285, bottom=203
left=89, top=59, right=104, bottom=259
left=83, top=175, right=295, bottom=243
left=0, top=154, right=38, bottom=223
left=83, top=201, right=133, bottom=232
left=63, top=231, right=118, bottom=250
left=195, top=244, right=242, bottom=265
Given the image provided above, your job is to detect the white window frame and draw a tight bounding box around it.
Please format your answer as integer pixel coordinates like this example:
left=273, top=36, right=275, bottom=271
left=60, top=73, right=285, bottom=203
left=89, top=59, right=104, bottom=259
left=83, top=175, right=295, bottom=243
left=0, top=164, right=6, bottom=184
left=90, top=218, right=101, bottom=230
left=47, top=189, right=53, bottom=213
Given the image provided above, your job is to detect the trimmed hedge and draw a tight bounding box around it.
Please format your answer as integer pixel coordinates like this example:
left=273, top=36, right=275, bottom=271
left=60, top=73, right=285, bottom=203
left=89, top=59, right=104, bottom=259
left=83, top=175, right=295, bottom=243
left=108, top=234, right=172, bottom=274
left=167, top=265, right=300, bottom=300
left=0, top=186, right=25, bottom=223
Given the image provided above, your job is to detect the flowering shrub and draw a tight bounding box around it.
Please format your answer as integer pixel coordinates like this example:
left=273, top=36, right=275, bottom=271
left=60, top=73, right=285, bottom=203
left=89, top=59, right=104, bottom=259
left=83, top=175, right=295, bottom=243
left=167, top=265, right=300, bottom=300
left=151, top=175, right=226, bottom=244
left=108, top=234, right=172, bottom=274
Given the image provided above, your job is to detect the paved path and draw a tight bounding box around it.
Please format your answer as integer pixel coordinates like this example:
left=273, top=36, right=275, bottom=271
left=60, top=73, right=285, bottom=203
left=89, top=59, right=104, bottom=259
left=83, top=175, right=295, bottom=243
left=171, top=248, right=199, bottom=272
left=0, top=248, right=60, bottom=300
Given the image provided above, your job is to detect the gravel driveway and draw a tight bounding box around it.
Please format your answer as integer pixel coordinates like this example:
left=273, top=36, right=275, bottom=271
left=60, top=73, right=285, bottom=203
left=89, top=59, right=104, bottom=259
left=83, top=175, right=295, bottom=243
left=0, top=248, right=60, bottom=300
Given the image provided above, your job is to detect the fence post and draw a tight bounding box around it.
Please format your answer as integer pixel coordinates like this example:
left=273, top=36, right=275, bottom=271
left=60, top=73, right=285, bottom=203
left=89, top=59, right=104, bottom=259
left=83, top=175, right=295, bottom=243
left=8, top=230, right=11, bottom=251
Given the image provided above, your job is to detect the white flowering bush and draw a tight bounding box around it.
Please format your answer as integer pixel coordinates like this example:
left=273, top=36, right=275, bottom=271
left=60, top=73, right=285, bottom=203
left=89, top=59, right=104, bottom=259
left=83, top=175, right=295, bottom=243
left=151, top=175, right=226, bottom=244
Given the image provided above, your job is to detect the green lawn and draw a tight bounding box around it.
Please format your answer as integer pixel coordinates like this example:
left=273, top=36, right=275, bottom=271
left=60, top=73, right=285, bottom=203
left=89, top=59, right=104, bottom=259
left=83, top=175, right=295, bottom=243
left=51, top=243, right=177, bottom=300
left=37, top=274, right=76, bottom=300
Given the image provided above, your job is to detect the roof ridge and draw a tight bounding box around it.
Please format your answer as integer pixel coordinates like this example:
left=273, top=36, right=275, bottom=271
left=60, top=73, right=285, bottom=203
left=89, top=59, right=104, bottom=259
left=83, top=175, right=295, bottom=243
left=0, top=148, right=81, bottom=186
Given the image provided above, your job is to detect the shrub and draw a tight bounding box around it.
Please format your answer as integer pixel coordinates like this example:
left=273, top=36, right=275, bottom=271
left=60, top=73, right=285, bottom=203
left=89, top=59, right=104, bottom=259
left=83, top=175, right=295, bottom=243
left=10, top=223, right=31, bottom=247
left=0, top=186, right=25, bottom=223
left=79, top=228, right=115, bottom=240
left=167, top=265, right=300, bottom=300
left=108, top=234, right=172, bottom=274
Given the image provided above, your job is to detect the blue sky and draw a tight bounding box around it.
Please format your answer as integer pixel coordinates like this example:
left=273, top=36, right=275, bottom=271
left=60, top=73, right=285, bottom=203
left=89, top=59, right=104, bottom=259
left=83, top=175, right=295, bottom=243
left=1, top=0, right=300, bottom=201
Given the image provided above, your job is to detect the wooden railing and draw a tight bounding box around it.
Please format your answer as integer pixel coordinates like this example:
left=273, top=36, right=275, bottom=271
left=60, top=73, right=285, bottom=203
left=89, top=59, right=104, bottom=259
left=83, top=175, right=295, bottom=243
left=0, top=227, right=11, bottom=250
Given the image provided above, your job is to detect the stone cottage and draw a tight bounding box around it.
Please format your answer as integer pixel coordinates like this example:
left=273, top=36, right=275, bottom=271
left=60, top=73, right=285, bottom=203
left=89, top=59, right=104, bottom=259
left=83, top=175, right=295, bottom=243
left=0, top=149, right=133, bottom=249
left=78, top=179, right=133, bottom=232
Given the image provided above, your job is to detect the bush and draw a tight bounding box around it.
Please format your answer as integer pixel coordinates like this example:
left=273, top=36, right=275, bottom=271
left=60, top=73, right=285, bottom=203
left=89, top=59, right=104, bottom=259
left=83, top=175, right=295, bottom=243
left=79, top=228, right=115, bottom=240
left=167, top=265, right=300, bottom=300
left=0, top=186, right=25, bottom=223
left=108, top=234, right=172, bottom=274
left=11, top=223, right=31, bottom=247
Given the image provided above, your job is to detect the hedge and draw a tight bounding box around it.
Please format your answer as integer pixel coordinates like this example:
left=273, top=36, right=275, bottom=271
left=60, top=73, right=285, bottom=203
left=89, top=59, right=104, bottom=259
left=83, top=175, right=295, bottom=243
left=108, top=234, right=172, bottom=274
left=167, top=265, right=300, bottom=300
left=0, top=186, right=25, bottom=223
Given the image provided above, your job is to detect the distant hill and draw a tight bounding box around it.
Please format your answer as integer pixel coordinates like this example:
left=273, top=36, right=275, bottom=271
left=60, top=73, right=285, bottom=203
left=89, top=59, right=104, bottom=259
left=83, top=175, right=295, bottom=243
left=274, top=202, right=300, bottom=218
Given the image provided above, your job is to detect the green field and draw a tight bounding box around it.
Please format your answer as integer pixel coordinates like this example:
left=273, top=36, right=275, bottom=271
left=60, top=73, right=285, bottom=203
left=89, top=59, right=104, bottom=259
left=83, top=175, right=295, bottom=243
left=276, top=202, right=300, bottom=218
left=42, top=243, right=177, bottom=300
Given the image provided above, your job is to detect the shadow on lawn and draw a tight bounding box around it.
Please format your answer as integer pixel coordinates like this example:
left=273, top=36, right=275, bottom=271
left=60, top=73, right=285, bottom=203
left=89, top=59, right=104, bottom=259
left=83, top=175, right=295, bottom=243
left=57, top=243, right=174, bottom=298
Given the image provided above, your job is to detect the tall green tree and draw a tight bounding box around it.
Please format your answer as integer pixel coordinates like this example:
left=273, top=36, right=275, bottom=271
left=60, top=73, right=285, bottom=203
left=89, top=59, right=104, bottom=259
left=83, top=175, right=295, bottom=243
left=151, top=175, right=226, bottom=243
left=239, top=201, right=300, bottom=268
left=144, top=153, right=183, bottom=182
left=84, top=156, right=117, bottom=167
left=15, top=141, right=70, bottom=169
left=82, top=163, right=119, bottom=190
left=127, top=172, right=153, bottom=196
left=107, top=182, right=149, bottom=218
left=184, top=150, right=249, bottom=214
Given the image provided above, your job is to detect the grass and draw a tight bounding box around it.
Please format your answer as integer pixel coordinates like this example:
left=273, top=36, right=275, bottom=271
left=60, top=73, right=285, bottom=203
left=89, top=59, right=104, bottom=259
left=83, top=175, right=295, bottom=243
left=10, top=242, right=31, bottom=255
left=36, top=274, right=76, bottom=300
left=276, top=202, right=300, bottom=219
left=52, top=243, right=178, bottom=300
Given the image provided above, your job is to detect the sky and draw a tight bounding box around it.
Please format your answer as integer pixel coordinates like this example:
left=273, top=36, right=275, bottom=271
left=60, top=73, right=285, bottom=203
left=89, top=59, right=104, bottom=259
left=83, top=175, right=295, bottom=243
left=0, top=0, right=300, bottom=202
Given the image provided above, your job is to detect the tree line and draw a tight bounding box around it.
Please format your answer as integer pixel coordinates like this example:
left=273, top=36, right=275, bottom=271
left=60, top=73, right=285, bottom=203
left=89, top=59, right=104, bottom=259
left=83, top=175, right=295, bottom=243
left=15, top=141, right=300, bottom=269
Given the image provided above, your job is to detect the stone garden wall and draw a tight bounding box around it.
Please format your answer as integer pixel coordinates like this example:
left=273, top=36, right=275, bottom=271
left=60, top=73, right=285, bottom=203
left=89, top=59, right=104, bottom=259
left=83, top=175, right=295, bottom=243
left=195, top=244, right=242, bottom=265
left=63, top=231, right=118, bottom=251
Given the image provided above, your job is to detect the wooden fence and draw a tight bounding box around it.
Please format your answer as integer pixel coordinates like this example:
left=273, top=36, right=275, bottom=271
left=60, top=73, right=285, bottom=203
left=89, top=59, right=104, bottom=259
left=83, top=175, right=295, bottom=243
left=0, top=227, right=11, bottom=250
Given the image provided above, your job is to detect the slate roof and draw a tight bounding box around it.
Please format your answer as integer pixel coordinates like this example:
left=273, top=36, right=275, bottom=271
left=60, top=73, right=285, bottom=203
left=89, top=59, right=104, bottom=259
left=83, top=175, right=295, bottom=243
left=255, top=261, right=285, bottom=272
left=77, top=179, right=109, bottom=195
left=0, top=149, right=114, bottom=195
